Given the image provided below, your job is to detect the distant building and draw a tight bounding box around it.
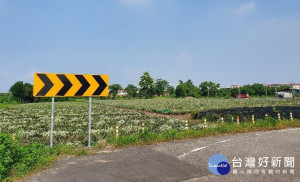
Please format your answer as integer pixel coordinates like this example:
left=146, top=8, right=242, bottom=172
left=263, top=83, right=300, bottom=89
left=226, top=83, right=300, bottom=90
left=292, top=85, right=300, bottom=89
left=231, top=85, right=240, bottom=88
left=116, top=90, right=128, bottom=97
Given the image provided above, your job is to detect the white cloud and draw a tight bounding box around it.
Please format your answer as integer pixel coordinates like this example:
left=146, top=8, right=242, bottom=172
left=178, top=52, right=191, bottom=64
left=0, top=70, right=10, bottom=77
left=232, top=2, right=256, bottom=15
left=120, top=0, right=152, bottom=8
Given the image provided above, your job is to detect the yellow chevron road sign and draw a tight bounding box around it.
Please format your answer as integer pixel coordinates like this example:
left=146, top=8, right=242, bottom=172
left=33, top=73, right=109, bottom=97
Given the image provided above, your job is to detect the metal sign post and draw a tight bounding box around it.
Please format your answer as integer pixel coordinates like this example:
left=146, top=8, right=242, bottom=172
left=50, top=97, right=55, bottom=148
left=88, top=97, right=92, bottom=147
left=33, top=73, right=109, bottom=148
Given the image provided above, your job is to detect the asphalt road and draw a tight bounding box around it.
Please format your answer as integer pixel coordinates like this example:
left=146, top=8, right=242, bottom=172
left=27, top=128, right=300, bottom=182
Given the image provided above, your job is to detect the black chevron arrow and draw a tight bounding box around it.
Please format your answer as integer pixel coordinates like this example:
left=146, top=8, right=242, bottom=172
left=37, top=74, right=54, bottom=96
left=92, top=75, right=107, bottom=96
left=57, top=74, right=72, bottom=96
left=75, top=75, right=90, bottom=96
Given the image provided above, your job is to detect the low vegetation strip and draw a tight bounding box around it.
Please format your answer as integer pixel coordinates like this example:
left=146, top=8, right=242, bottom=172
left=110, top=119, right=300, bottom=147
left=0, top=133, right=91, bottom=182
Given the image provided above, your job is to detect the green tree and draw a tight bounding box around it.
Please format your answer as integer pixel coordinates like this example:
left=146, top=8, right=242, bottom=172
left=155, top=78, right=169, bottom=96
left=266, top=86, right=276, bottom=96
left=218, top=88, right=231, bottom=97
left=9, top=81, right=25, bottom=103
left=23, top=83, right=34, bottom=102
left=109, top=84, right=122, bottom=99
left=125, top=84, right=138, bottom=98
left=185, top=79, right=199, bottom=97
left=175, top=84, right=187, bottom=98
left=175, top=80, right=199, bottom=98
left=252, top=83, right=266, bottom=96
left=241, top=85, right=254, bottom=95
left=277, top=85, right=291, bottom=92
left=230, top=87, right=239, bottom=97
left=166, top=85, right=175, bottom=96
left=199, top=81, right=220, bottom=97
left=139, top=72, right=155, bottom=98
left=9, top=81, right=34, bottom=103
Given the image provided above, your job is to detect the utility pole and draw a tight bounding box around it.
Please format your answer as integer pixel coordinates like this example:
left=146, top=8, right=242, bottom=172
left=8, top=91, right=11, bottom=103
left=207, top=86, right=210, bottom=98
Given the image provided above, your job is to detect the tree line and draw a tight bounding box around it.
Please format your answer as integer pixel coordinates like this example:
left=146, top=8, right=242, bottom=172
left=109, top=72, right=291, bottom=99
left=5, top=72, right=291, bottom=103
left=6, top=81, right=74, bottom=103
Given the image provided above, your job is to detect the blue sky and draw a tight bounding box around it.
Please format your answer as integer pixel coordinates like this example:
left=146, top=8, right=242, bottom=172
left=0, top=0, right=300, bottom=92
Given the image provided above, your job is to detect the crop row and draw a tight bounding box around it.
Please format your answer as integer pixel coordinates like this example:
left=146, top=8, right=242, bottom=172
left=0, top=102, right=205, bottom=146
left=100, top=98, right=300, bottom=114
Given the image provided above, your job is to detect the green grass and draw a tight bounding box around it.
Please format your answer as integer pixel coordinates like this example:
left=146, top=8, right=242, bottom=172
left=0, top=133, right=94, bottom=182
left=0, top=103, right=16, bottom=109
left=106, top=119, right=300, bottom=147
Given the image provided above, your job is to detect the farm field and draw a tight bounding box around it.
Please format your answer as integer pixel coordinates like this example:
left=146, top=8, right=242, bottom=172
left=1, top=98, right=300, bottom=146
left=1, top=98, right=300, bottom=181
left=0, top=101, right=190, bottom=146
left=100, top=98, right=300, bottom=114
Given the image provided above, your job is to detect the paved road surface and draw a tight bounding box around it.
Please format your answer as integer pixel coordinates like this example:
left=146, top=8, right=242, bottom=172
left=27, top=128, right=300, bottom=182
